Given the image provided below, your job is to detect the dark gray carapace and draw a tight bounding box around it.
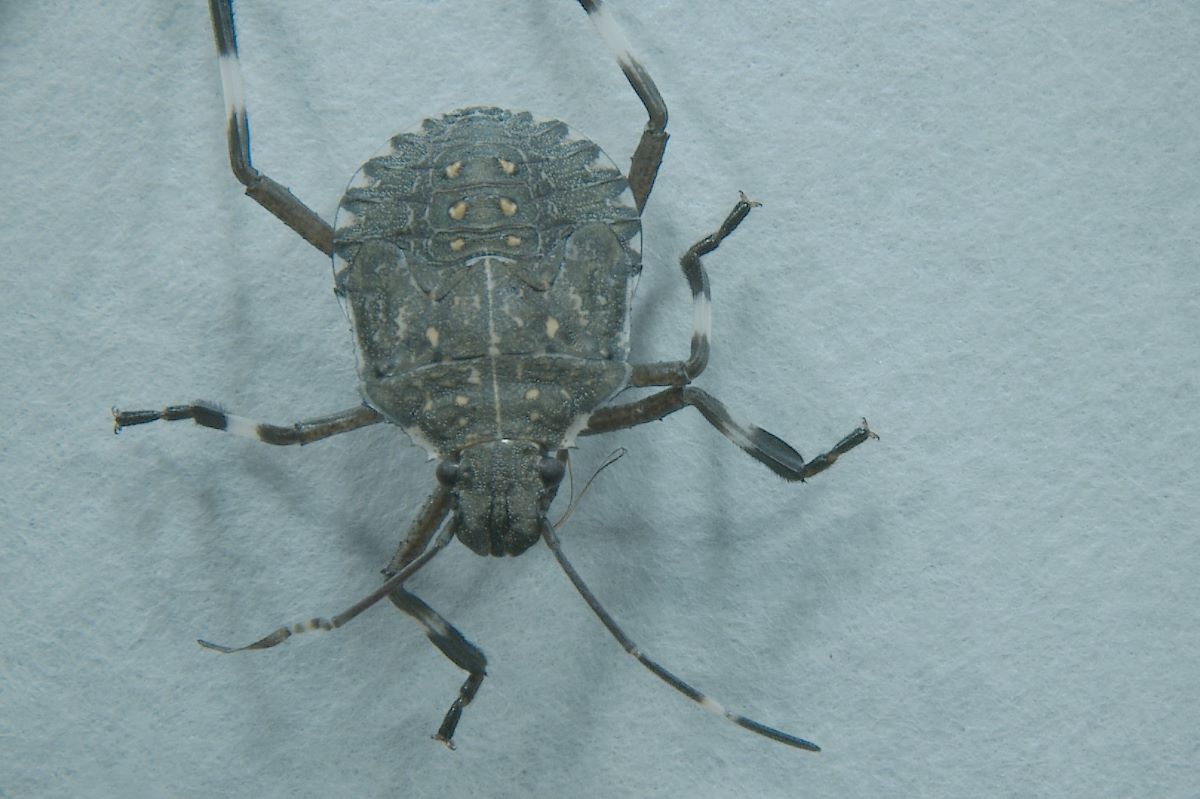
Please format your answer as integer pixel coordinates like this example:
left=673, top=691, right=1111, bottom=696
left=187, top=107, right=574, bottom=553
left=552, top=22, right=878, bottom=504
left=112, top=0, right=876, bottom=751
left=333, top=108, right=639, bottom=557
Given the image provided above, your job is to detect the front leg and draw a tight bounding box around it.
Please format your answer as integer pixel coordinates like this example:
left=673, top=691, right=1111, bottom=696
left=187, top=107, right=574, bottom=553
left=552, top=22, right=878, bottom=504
left=209, top=0, right=334, bottom=255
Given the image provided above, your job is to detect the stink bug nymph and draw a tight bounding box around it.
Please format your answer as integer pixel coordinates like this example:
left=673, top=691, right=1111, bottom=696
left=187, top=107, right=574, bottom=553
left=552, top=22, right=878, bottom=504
left=113, top=0, right=876, bottom=751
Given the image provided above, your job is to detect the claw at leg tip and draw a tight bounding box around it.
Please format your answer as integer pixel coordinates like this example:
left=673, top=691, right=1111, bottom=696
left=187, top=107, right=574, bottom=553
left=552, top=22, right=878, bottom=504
left=866, top=418, right=879, bottom=440
left=737, top=189, right=762, bottom=207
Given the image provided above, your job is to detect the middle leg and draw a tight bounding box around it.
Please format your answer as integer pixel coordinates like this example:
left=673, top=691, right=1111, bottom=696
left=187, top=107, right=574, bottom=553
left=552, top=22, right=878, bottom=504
left=582, top=386, right=875, bottom=481
left=112, top=402, right=383, bottom=446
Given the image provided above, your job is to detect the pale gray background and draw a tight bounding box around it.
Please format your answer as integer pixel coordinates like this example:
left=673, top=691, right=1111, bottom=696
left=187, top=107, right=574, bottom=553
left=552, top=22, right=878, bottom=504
left=3, top=1, right=1197, bottom=797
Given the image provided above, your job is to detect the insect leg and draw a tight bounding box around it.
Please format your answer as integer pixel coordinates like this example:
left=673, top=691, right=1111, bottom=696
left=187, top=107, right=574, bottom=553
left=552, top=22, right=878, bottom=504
left=575, top=0, right=668, bottom=211
left=208, top=0, right=334, bottom=255
left=582, top=387, right=876, bottom=481
left=630, top=194, right=759, bottom=388
left=541, top=521, right=820, bottom=751
left=377, top=491, right=487, bottom=748
left=387, top=589, right=488, bottom=750
left=384, top=485, right=453, bottom=573
left=197, top=505, right=454, bottom=653
left=112, top=403, right=383, bottom=446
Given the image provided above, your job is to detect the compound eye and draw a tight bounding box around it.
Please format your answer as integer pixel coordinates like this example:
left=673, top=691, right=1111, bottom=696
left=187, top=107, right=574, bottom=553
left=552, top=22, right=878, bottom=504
left=538, top=457, right=565, bottom=486
left=435, top=460, right=460, bottom=486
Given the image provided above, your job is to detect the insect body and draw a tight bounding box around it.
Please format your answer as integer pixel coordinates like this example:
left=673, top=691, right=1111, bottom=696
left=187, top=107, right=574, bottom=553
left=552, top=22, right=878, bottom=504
left=334, top=108, right=639, bottom=556
left=113, top=0, right=876, bottom=751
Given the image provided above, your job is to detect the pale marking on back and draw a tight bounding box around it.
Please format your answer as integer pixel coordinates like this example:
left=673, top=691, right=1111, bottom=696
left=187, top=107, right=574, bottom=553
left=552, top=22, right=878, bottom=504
left=332, top=252, right=349, bottom=277
left=394, top=306, right=408, bottom=340
left=348, top=170, right=379, bottom=190
left=400, top=420, right=441, bottom=460
left=561, top=361, right=632, bottom=449
left=368, top=138, right=398, bottom=160
left=335, top=208, right=358, bottom=231
left=483, top=260, right=504, bottom=435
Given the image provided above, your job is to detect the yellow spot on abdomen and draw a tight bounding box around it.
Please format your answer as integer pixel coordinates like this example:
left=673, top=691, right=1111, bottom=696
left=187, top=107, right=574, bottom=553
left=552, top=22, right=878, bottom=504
left=425, top=327, right=439, bottom=348
left=449, top=201, right=467, bottom=220
left=524, top=387, right=540, bottom=400
left=499, top=197, right=517, bottom=216
left=545, top=317, right=560, bottom=338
